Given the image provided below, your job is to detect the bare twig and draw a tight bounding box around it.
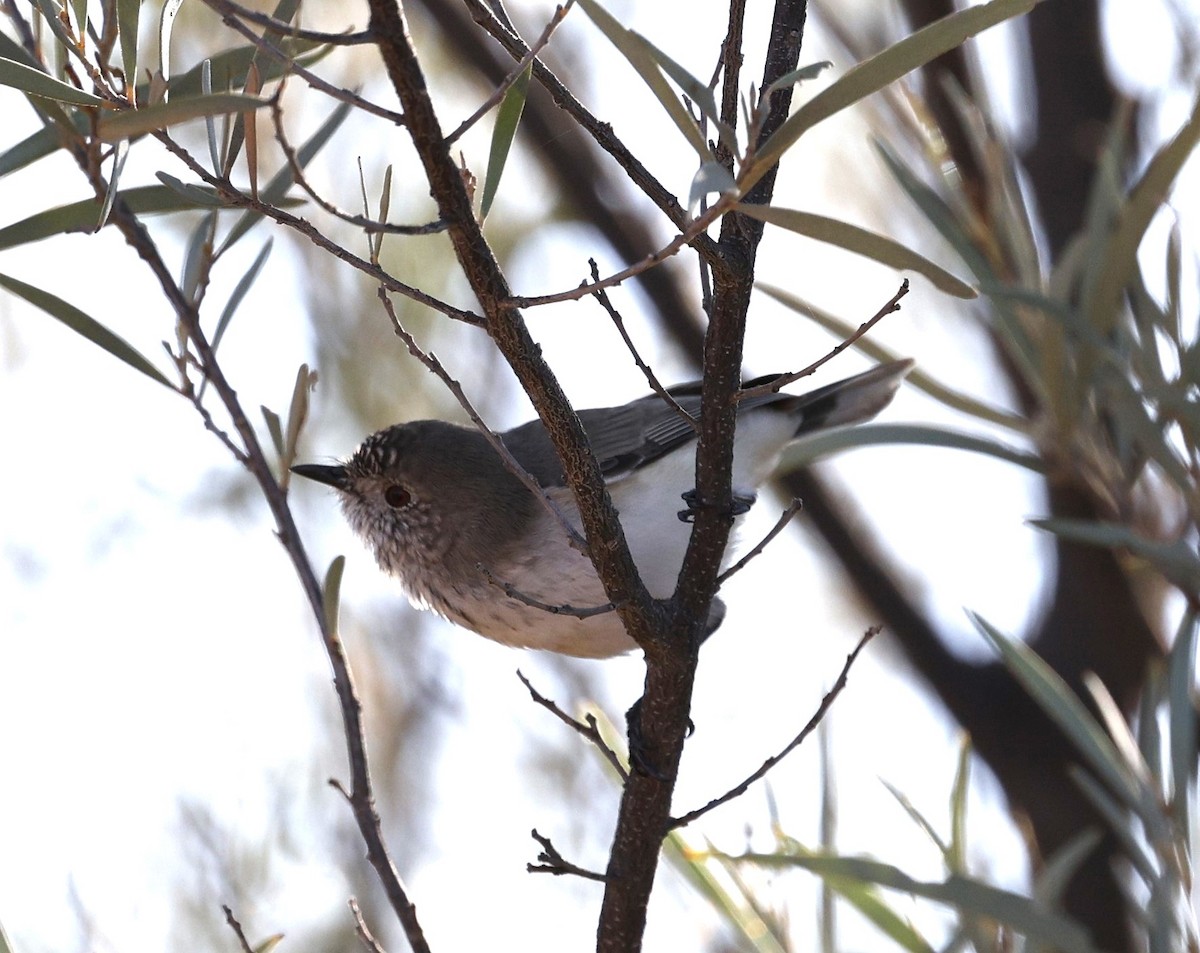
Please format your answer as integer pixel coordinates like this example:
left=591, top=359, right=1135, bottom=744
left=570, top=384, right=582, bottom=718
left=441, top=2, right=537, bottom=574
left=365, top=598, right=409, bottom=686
left=736, top=280, right=909, bottom=402
left=509, top=194, right=737, bottom=308
left=669, top=626, right=880, bottom=829
left=203, top=0, right=375, bottom=45
left=269, top=96, right=447, bottom=235
left=517, top=670, right=628, bottom=781
left=222, top=905, right=256, bottom=953
left=153, top=131, right=483, bottom=325
left=199, top=0, right=407, bottom=125
left=349, top=898, right=388, bottom=953
left=480, top=565, right=616, bottom=618
left=445, top=0, right=576, bottom=146
left=717, top=497, right=803, bottom=584
left=589, top=258, right=697, bottom=431
left=375, top=288, right=589, bottom=551
left=528, top=829, right=609, bottom=881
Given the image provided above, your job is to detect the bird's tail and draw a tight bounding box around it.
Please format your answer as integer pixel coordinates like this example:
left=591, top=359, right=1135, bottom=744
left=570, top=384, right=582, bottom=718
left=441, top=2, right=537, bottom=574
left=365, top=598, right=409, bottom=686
left=776, top=358, right=915, bottom=436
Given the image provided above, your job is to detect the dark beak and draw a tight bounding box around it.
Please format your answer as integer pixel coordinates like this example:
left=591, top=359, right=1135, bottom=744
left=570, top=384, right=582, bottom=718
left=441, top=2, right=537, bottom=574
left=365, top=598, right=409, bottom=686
left=291, top=463, right=349, bottom=489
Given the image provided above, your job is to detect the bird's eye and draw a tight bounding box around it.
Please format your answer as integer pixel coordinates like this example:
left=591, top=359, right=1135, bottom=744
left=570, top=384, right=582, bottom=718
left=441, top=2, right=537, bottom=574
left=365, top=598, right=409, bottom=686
left=384, top=485, right=412, bottom=508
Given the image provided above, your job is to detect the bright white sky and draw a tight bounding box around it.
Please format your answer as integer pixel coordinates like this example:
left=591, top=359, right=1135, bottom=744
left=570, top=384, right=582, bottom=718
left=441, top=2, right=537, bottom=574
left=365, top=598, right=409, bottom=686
left=0, top=1, right=1195, bottom=950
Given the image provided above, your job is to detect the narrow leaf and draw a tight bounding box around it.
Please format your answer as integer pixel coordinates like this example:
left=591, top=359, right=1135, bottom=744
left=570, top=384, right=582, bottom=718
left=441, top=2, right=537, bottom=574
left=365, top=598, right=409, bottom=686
left=322, top=555, right=345, bottom=636
left=735, top=203, right=976, bottom=298
left=97, top=92, right=270, bottom=141
left=261, top=405, right=284, bottom=456
left=283, top=363, right=317, bottom=468
left=218, top=98, right=352, bottom=255
left=1168, top=611, right=1198, bottom=834
left=180, top=210, right=215, bottom=303
left=742, top=0, right=1037, bottom=192
left=0, top=56, right=108, bottom=106
left=95, top=137, right=130, bottom=230
left=211, top=239, right=272, bottom=352
left=688, top=161, right=737, bottom=216
left=763, top=60, right=833, bottom=100
left=0, top=271, right=173, bottom=388
left=781, top=422, right=1044, bottom=473
left=1085, top=88, right=1200, bottom=334
left=575, top=0, right=710, bottom=159
left=0, top=183, right=234, bottom=251
left=480, top=60, right=531, bottom=220
left=117, top=0, right=140, bottom=88
left=736, top=852, right=1096, bottom=953
left=158, top=0, right=185, bottom=90
left=1030, top=519, right=1200, bottom=598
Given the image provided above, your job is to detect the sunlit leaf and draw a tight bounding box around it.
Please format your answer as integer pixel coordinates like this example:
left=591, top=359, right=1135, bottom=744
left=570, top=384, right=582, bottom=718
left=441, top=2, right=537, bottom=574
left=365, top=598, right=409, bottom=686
left=0, top=271, right=173, bottom=389
left=480, top=60, right=531, bottom=220
left=97, top=92, right=270, bottom=141
left=736, top=203, right=976, bottom=297
left=0, top=55, right=108, bottom=106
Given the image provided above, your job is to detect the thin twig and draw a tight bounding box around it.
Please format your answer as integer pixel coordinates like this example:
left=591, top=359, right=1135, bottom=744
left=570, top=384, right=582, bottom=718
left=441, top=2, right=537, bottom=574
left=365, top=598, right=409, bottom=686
left=736, top=280, right=909, bottom=402
left=509, top=194, right=736, bottom=308
left=222, top=906, right=256, bottom=953
left=445, top=0, right=576, bottom=146
left=717, top=497, right=803, bottom=584
left=153, top=131, right=483, bottom=325
left=589, top=258, right=697, bottom=431
left=528, top=829, right=609, bottom=881
left=480, top=565, right=616, bottom=618
left=375, top=288, right=589, bottom=551
left=669, top=626, right=881, bottom=829
left=349, top=898, right=388, bottom=953
left=199, top=0, right=407, bottom=125
left=203, top=0, right=375, bottom=45
left=269, top=96, right=447, bottom=235
left=517, top=670, right=628, bottom=781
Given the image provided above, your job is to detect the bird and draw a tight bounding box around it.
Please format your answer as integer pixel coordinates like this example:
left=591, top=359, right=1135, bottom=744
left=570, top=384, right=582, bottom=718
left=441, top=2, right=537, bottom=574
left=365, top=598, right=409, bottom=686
left=292, top=359, right=913, bottom=658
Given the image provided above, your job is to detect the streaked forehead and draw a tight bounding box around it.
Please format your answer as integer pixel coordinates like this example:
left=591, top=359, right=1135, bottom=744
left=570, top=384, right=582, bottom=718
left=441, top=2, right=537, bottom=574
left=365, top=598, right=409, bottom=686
left=348, top=428, right=409, bottom=476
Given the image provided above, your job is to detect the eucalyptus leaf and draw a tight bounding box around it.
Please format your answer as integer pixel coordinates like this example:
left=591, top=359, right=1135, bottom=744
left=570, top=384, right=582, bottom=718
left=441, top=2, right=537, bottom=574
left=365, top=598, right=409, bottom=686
left=218, top=98, right=353, bottom=255
left=0, top=271, right=173, bottom=389
left=117, top=0, right=140, bottom=87
left=576, top=0, right=710, bottom=159
left=0, top=56, right=109, bottom=106
left=97, top=92, right=270, bottom=141
left=741, top=0, right=1037, bottom=192
left=480, top=61, right=531, bottom=220
left=733, top=851, right=1097, bottom=953
left=322, top=555, right=345, bottom=636
left=735, top=203, right=976, bottom=298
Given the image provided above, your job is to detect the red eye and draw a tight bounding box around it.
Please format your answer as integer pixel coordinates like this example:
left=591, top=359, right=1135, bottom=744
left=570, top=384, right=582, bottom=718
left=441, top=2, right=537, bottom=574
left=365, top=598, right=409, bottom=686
left=384, top=485, right=412, bottom=508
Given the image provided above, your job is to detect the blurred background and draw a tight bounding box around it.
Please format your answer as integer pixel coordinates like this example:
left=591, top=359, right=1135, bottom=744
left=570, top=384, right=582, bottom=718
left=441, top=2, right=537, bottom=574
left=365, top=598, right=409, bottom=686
left=1, top=0, right=1197, bottom=950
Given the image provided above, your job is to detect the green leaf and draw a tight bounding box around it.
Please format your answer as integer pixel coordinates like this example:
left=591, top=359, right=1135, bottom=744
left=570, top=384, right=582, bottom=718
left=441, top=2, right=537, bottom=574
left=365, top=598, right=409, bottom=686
left=95, top=138, right=130, bottom=230
left=156, top=171, right=231, bottom=207
left=781, top=422, right=1044, bottom=473
left=763, top=61, right=833, bottom=100
left=117, top=0, right=140, bottom=87
left=1168, top=611, right=1198, bottom=834
left=735, top=203, right=976, bottom=297
left=180, top=210, right=216, bottom=302
left=688, top=161, right=737, bottom=215
left=322, top=555, right=345, bottom=636
left=575, top=0, right=710, bottom=159
left=217, top=98, right=352, bottom=255
left=283, top=363, right=317, bottom=469
left=158, top=0, right=185, bottom=87
left=97, top=92, right=270, bottom=141
left=0, top=271, right=173, bottom=389
left=225, top=0, right=302, bottom=171
left=947, top=736, right=971, bottom=873
left=211, top=239, right=272, bottom=352
left=0, top=184, right=236, bottom=251
left=480, top=60, right=531, bottom=220
left=880, top=779, right=949, bottom=854
left=1085, top=88, right=1200, bottom=334
left=261, top=405, right=284, bottom=456
left=741, top=0, right=1037, bottom=192
left=970, top=614, right=1145, bottom=813
left=735, top=852, right=1097, bottom=953
left=1029, top=518, right=1200, bottom=597
left=0, top=56, right=109, bottom=106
